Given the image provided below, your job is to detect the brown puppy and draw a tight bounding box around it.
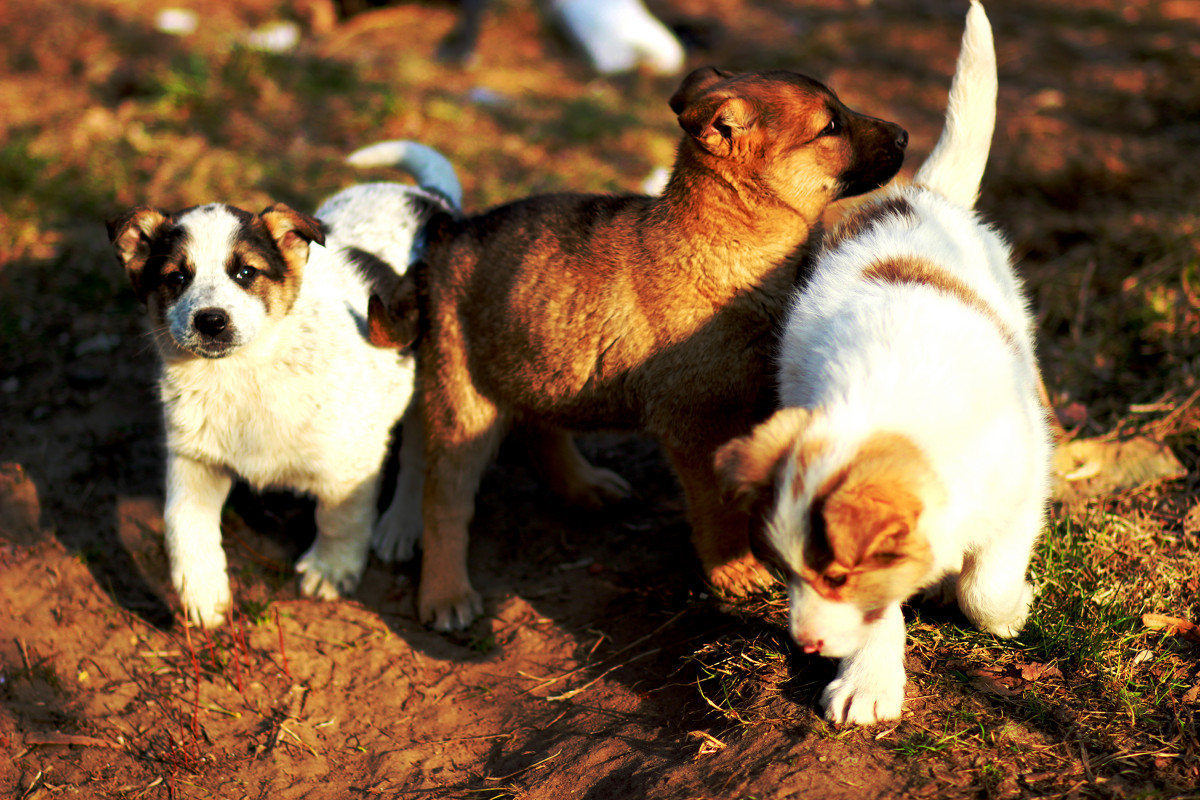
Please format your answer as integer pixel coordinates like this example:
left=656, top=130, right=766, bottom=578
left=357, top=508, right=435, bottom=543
left=414, top=66, right=908, bottom=630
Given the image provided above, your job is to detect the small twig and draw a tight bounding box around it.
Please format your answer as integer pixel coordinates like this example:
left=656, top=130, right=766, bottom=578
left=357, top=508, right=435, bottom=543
left=546, top=648, right=659, bottom=702
left=275, top=607, right=292, bottom=679
left=19, top=770, right=43, bottom=800
left=484, top=749, right=562, bottom=782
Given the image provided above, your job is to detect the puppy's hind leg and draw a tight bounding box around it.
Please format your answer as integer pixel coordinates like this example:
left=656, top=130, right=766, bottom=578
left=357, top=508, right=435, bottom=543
left=523, top=424, right=631, bottom=508
left=373, top=400, right=425, bottom=563
left=297, top=476, right=379, bottom=600
left=957, top=502, right=1042, bottom=638
left=164, top=454, right=235, bottom=628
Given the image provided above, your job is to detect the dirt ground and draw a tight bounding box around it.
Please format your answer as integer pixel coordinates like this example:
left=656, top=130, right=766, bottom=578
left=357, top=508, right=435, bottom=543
left=2, top=0, right=1199, bottom=797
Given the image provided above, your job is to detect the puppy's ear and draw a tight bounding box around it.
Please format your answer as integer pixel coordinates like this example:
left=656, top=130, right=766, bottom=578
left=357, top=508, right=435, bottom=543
left=676, top=93, right=759, bottom=159
left=260, top=203, right=325, bottom=271
left=715, top=406, right=812, bottom=508
left=106, top=207, right=172, bottom=302
left=367, top=270, right=422, bottom=351
left=668, top=66, right=735, bottom=114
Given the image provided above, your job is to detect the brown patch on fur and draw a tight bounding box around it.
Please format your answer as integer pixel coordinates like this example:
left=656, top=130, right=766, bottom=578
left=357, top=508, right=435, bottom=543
left=107, top=207, right=174, bottom=302
left=415, top=67, right=908, bottom=626
left=801, top=433, right=937, bottom=611
left=258, top=203, right=323, bottom=317
left=862, top=254, right=1018, bottom=349
left=822, top=195, right=917, bottom=252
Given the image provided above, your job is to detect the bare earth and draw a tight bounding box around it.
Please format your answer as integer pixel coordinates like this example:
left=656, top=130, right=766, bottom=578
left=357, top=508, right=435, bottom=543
left=1, top=0, right=1198, bottom=797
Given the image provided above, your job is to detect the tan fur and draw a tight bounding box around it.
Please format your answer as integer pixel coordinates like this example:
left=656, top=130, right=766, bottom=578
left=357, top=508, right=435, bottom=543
left=802, top=434, right=936, bottom=612
left=415, top=67, right=907, bottom=628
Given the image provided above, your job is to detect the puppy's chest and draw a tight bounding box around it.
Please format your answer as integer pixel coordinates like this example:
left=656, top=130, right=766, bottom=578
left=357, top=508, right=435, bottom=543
left=161, top=359, right=328, bottom=487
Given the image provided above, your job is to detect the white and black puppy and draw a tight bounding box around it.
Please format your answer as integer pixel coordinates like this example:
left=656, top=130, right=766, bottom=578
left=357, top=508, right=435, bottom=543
left=107, top=141, right=460, bottom=628
left=717, top=1, right=1052, bottom=725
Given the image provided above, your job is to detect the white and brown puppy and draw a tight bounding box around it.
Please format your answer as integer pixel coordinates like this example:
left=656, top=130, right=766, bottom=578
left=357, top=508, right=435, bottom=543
left=717, top=1, right=1052, bottom=725
left=107, top=141, right=459, bottom=628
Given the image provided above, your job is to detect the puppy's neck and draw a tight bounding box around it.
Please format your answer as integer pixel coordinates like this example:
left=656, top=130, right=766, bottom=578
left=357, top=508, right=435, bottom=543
left=653, top=151, right=816, bottom=285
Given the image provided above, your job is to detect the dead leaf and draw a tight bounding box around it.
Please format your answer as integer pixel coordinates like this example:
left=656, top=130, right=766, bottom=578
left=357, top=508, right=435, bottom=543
left=1019, top=662, right=1063, bottom=682
left=1051, top=436, right=1186, bottom=501
left=1142, top=613, right=1200, bottom=644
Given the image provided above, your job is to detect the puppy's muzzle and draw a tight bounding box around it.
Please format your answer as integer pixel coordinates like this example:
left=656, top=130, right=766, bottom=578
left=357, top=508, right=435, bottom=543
left=192, top=307, right=236, bottom=356
left=839, top=119, right=909, bottom=199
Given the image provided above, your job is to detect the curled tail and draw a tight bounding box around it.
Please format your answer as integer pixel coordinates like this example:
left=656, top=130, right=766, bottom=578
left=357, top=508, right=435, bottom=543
left=346, top=140, right=464, bottom=210
left=912, top=0, right=996, bottom=209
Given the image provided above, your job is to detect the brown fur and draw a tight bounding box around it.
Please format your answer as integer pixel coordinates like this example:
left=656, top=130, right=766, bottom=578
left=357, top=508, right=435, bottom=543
left=415, top=66, right=908, bottom=629
left=820, top=195, right=918, bottom=252
left=717, top=416, right=938, bottom=617
left=861, top=254, right=1017, bottom=349
left=801, top=434, right=936, bottom=613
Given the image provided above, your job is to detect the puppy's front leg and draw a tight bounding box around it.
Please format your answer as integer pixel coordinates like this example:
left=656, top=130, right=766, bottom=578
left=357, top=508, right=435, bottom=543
left=164, top=453, right=234, bottom=628
left=665, top=444, right=774, bottom=595
left=297, top=476, right=380, bottom=600
left=419, top=395, right=502, bottom=630
left=820, top=603, right=907, bottom=725
left=523, top=424, right=631, bottom=508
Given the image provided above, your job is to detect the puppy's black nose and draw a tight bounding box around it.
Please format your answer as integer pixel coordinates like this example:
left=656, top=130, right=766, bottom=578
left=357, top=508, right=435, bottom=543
left=194, top=308, right=229, bottom=338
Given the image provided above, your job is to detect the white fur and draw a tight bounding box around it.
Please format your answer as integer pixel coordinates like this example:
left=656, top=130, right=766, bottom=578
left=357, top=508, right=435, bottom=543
left=147, top=146, right=458, bottom=627
left=767, top=1, right=1051, bottom=724
left=550, top=0, right=685, bottom=76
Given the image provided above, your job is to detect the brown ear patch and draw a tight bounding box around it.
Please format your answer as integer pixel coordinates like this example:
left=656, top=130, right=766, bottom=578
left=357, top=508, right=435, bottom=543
left=803, top=433, right=936, bottom=607
left=260, top=202, right=325, bottom=267
left=715, top=406, right=815, bottom=507
left=106, top=207, right=173, bottom=302
left=367, top=272, right=422, bottom=351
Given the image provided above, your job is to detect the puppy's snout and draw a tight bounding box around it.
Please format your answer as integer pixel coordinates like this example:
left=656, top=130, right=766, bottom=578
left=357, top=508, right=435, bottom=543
left=194, top=308, right=230, bottom=338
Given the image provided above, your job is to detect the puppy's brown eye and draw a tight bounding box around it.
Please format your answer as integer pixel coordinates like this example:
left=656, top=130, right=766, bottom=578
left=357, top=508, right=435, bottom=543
left=820, top=118, right=839, bottom=137
left=165, top=271, right=189, bottom=288
left=824, top=573, right=847, bottom=589
left=234, top=265, right=257, bottom=285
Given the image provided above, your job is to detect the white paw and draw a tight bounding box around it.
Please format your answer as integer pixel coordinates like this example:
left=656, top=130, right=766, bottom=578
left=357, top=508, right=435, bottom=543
left=979, top=581, right=1034, bottom=638
left=821, top=664, right=906, bottom=726
left=371, top=499, right=422, bottom=563
left=295, top=542, right=365, bottom=601
left=175, top=571, right=232, bottom=629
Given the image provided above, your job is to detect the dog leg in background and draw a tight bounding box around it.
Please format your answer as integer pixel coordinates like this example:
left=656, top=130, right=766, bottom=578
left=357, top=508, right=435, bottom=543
left=164, top=455, right=234, bottom=628
left=818, top=603, right=908, bottom=726
left=297, top=476, right=381, bottom=599
left=955, top=502, right=1041, bottom=638
left=419, top=375, right=506, bottom=629
left=667, top=444, right=775, bottom=595
left=372, top=400, right=425, bottom=563
left=523, top=425, right=631, bottom=509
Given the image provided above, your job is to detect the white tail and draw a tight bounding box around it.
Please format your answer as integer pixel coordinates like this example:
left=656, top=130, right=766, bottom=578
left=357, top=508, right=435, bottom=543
left=346, top=140, right=464, bottom=210
left=912, top=0, right=997, bottom=208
